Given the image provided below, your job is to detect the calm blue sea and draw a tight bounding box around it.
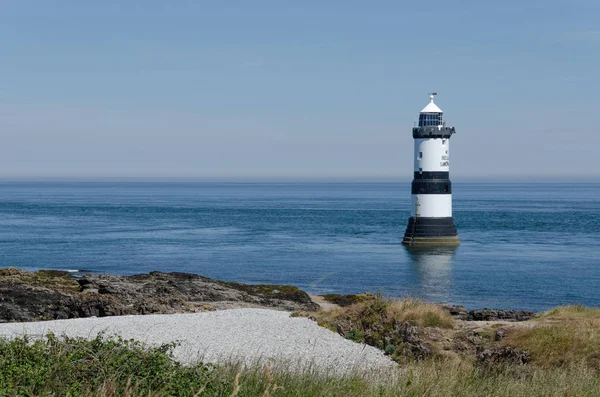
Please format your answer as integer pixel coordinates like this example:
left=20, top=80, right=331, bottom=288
left=1, top=182, right=599, bottom=311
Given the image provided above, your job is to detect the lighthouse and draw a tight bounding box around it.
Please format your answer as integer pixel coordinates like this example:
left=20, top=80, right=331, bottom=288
left=402, top=93, right=460, bottom=246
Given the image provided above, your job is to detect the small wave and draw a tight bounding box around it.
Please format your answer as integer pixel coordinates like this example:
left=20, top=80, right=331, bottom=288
left=58, top=269, right=95, bottom=274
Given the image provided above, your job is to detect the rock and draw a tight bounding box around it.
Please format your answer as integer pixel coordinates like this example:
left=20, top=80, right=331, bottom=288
left=0, top=284, right=69, bottom=322
left=392, top=320, right=431, bottom=359
left=440, top=304, right=536, bottom=322
left=0, top=268, right=318, bottom=323
left=440, top=304, right=469, bottom=320
left=477, top=346, right=531, bottom=366
left=319, top=293, right=376, bottom=307
left=495, top=328, right=508, bottom=341
left=587, top=353, right=600, bottom=370
left=468, top=309, right=536, bottom=322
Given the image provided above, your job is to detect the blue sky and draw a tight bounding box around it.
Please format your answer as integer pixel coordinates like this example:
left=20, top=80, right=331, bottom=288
left=1, top=1, right=599, bottom=180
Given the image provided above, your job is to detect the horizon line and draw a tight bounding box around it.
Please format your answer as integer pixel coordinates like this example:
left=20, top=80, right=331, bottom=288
left=0, top=175, right=599, bottom=183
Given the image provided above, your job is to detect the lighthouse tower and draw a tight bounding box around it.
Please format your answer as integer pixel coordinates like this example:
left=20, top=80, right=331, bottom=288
left=402, top=93, right=460, bottom=246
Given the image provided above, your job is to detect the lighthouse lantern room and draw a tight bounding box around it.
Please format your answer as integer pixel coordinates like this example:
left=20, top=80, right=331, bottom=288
left=402, top=93, right=460, bottom=246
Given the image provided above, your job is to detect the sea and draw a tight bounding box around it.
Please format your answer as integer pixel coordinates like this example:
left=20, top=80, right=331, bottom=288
left=1, top=181, right=599, bottom=311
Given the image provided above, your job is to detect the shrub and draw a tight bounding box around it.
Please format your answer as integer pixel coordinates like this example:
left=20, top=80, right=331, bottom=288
left=387, top=298, right=454, bottom=329
left=0, top=333, right=214, bottom=396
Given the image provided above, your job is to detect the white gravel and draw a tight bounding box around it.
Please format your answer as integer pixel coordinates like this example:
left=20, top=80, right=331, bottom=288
left=0, top=309, right=396, bottom=375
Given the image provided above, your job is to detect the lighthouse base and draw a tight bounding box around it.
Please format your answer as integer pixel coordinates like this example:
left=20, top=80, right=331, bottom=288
left=402, top=217, right=460, bottom=246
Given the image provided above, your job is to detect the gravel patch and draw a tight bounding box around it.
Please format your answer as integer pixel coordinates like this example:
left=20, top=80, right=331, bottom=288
left=0, top=308, right=396, bottom=375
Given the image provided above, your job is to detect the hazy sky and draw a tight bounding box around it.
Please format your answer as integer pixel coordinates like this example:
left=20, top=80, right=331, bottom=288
left=1, top=1, right=599, bottom=180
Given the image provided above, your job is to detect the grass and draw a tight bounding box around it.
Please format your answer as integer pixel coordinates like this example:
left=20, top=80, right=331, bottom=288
left=506, top=305, right=600, bottom=369
left=0, top=334, right=213, bottom=396
left=1, top=334, right=600, bottom=396
left=536, top=304, right=600, bottom=320
left=0, top=267, right=80, bottom=292
left=387, top=298, right=455, bottom=328
left=293, top=296, right=454, bottom=362
left=298, top=298, right=600, bottom=373
left=296, top=296, right=454, bottom=330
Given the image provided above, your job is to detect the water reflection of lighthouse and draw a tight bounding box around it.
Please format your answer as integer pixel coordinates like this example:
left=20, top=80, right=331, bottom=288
left=406, top=247, right=457, bottom=302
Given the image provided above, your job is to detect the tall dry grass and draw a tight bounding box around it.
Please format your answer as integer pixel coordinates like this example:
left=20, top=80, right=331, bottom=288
left=507, top=305, right=600, bottom=368
left=296, top=296, right=454, bottom=330
left=387, top=298, right=455, bottom=328
left=201, top=358, right=600, bottom=397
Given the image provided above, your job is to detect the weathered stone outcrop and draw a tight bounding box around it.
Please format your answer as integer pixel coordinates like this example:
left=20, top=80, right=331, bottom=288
left=440, top=304, right=469, bottom=320
left=0, top=268, right=318, bottom=322
left=468, top=308, right=536, bottom=322
left=441, top=305, right=536, bottom=322
left=477, top=346, right=531, bottom=366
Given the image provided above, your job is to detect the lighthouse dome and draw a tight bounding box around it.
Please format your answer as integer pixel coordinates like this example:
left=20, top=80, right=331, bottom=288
left=418, top=93, right=444, bottom=127
left=420, top=94, right=443, bottom=113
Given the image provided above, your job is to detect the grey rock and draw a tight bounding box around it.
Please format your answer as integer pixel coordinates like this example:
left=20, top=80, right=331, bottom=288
left=495, top=328, right=508, bottom=341
left=440, top=304, right=469, bottom=320
left=0, top=268, right=318, bottom=323
left=441, top=305, right=536, bottom=322
left=392, top=320, right=431, bottom=359
left=477, top=346, right=531, bottom=366
left=468, top=309, right=536, bottom=322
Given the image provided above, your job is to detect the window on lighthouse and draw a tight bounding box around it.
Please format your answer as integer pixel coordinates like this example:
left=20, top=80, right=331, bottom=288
left=418, top=113, right=443, bottom=127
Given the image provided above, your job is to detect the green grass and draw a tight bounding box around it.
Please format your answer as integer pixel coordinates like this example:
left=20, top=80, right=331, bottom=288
left=0, top=267, right=80, bottom=292
left=0, top=334, right=214, bottom=396
left=537, top=305, right=600, bottom=320
left=1, top=334, right=600, bottom=396
left=506, top=305, right=600, bottom=369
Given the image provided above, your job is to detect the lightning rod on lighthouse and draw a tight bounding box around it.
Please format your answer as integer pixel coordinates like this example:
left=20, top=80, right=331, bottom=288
left=402, top=93, right=460, bottom=246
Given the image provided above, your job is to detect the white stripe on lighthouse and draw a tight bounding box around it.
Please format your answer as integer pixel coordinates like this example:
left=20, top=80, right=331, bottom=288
left=411, top=194, right=453, bottom=217
left=414, top=138, right=450, bottom=172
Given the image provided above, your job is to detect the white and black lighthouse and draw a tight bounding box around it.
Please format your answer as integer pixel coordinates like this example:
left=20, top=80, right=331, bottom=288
left=402, top=93, right=460, bottom=246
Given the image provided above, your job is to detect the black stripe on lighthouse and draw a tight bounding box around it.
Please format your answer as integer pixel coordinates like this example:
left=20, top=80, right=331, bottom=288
left=411, top=171, right=451, bottom=194
left=403, top=217, right=458, bottom=239
left=413, top=171, right=449, bottom=180
left=411, top=180, right=452, bottom=194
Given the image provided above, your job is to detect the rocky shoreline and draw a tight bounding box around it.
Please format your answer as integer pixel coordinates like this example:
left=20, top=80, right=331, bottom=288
left=0, top=268, right=318, bottom=322
left=0, top=267, right=534, bottom=323
left=440, top=304, right=536, bottom=322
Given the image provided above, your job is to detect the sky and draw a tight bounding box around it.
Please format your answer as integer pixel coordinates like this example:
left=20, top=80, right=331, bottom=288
left=1, top=0, right=599, bottom=180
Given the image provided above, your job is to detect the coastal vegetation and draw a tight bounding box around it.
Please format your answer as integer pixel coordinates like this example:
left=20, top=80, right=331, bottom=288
left=2, top=269, right=600, bottom=395
left=295, top=296, right=600, bottom=368
left=506, top=305, right=600, bottom=369
left=0, top=268, right=80, bottom=293
left=1, top=330, right=600, bottom=396
left=293, top=296, right=455, bottom=361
